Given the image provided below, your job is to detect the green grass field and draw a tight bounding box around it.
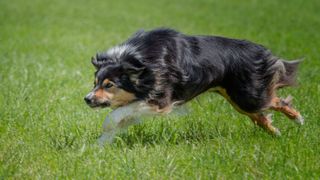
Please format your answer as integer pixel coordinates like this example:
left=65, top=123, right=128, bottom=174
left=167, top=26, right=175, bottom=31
left=1, top=0, right=320, bottom=178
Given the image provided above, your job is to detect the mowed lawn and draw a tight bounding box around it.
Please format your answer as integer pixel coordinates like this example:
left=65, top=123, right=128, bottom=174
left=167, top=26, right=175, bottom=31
left=1, top=0, right=319, bottom=178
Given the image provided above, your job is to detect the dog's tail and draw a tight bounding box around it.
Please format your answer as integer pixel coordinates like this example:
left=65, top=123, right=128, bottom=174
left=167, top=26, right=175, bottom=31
left=276, top=59, right=302, bottom=88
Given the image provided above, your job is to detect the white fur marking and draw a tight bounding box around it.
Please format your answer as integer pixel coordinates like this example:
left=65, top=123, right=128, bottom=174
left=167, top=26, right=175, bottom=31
left=295, top=114, right=304, bottom=125
left=106, top=44, right=141, bottom=60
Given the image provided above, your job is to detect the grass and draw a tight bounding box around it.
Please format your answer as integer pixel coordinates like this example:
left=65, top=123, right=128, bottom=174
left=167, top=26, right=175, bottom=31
left=1, top=0, right=320, bottom=178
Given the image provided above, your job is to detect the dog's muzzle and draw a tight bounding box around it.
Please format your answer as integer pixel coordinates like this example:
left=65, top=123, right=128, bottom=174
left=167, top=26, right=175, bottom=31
left=84, top=92, right=94, bottom=105
left=84, top=92, right=111, bottom=108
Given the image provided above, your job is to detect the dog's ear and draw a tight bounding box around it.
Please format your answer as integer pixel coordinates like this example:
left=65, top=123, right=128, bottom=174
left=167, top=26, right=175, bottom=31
left=121, top=57, right=145, bottom=82
left=131, top=29, right=145, bottom=38
left=91, top=56, right=100, bottom=69
left=91, top=53, right=110, bottom=69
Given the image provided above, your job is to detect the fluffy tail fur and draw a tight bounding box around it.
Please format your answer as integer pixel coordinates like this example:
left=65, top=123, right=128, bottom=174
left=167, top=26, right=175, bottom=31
left=277, top=59, right=301, bottom=88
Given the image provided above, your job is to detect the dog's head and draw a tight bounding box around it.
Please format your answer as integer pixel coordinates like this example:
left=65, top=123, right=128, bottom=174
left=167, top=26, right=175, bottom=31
left=84, top=50, right=151, bottom=109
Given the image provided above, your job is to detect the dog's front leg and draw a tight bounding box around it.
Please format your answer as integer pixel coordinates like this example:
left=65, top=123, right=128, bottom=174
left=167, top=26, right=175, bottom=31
left=97, top=105, right=135, bottom=145
left=97, top=101, right=155, bottom=145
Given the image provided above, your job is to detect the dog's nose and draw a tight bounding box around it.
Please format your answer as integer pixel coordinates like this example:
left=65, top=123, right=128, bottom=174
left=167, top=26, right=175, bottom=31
left=84, top=96, right=91, bottom=104
left=84, top=93, right=94, bottom=104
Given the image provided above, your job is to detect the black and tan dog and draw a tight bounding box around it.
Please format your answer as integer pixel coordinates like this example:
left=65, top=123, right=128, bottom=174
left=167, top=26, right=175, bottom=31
left=84, top=28, right=303, bottom=144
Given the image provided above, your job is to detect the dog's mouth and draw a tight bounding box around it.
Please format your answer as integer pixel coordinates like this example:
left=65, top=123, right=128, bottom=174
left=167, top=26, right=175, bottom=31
left=86, top=101, right=111, bottom=108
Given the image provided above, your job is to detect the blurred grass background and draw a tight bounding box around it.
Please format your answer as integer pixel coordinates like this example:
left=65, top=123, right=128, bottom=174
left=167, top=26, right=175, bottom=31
left=0, top=0, right=319, bottom=178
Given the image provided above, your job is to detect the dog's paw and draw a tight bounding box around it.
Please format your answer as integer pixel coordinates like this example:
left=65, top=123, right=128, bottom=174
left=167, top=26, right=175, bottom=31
left=274, top=128, right=281, bottom=136
left=295, top=114, right=304, bottom=125
left=97, top=133, right=114, bottom=147
left=97, top=137, right=106, bottom=147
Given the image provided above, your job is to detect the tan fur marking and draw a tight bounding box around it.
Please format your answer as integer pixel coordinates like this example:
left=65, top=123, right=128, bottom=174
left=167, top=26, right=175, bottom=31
left=94, top=85, right=137, bottom=108
left=248, top=113, right=279, bottom=135
left=152, top=104, right=173, bottom=114
left=94, top=88, right=111, bottom=99
left=270, top=97, right=301, bottom=119
left=110, top=89, right=137, bottom=108
left=102, top=79, right=110, bottom=86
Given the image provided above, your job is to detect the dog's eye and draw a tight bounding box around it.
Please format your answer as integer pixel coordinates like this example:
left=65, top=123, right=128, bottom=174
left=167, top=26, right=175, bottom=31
left=103, top=83, right=113, bottom=89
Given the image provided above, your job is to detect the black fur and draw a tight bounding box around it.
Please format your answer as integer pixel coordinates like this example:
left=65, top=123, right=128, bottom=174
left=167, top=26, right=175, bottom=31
left=93, top=28, right=300, bottom=113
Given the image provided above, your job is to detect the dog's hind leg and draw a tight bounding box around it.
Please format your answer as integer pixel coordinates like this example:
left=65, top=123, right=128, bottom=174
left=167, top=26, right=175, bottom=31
left=214, top=87, right=281, bottom=135
left=270, top=96, right=304, bottom=125
left=247, top=113, right=281, bottom=136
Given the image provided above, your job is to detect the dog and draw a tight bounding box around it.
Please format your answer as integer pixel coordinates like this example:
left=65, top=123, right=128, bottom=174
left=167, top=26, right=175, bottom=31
left=84, top=28, right=303, bottom=145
